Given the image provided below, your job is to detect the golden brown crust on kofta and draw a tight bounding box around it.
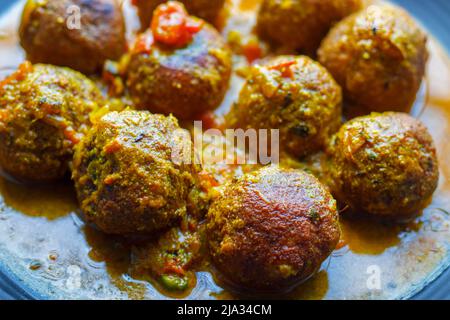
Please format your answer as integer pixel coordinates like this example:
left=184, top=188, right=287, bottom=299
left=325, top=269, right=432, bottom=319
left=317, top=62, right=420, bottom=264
left=318, top=4, right=428, bottom=116
left=327, top=112, right=439, bottom=219
left=0, top=63, right=102, bottom=182
left=125, top=23, right=232, bottom=120
left=207, top=166, right=340, bottom=292
left=257, top=0, right=362, bottom=55
left=72, top=110, right=204, bottom=235
left=133, top=0, right=226, bottom=29
left=20, top=0, right=126, bottom=74
left=225, top=55, right=342, bottom=158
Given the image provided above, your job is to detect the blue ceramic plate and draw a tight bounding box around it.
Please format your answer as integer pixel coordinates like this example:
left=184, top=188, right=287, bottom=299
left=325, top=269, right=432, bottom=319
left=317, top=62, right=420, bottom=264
left=0, top=0, right=449, bottom=300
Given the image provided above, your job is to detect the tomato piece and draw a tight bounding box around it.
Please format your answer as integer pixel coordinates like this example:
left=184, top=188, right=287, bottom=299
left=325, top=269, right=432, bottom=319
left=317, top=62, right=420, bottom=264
left=163, top=260, right=186, bottom=276
left=242, top=41, right=262, bottom=63
left=63, top=126, right=81, bottom=145
left=151, top=1, right=203, bottom=48
left=198, top=170, right=219, bottom=189
left=184, top=17, right=203, bottom=34
left=104, top=139, right=122, bottom=154
left=41, top=103, right=62, bottom=116
left=103, top=175, right=118, bottom=185
left=132, top=31, right=154, bottom=54
left=268, top=60, right=297, bottom=79
left=0, top=61, right=33, bottom=89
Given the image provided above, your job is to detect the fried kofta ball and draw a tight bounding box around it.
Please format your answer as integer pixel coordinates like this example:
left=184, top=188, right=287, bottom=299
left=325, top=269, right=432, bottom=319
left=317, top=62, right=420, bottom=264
left=257, top=0, right=362, bottom=55
left=207, top=166, right=340, bottom=292
left=19, top=0, right=126, bottom=74
left=225, top=56, right=342, bottom=158
left=72, top=110, right=203, bottom=235
left=318, top=4, right=428, bottom=116
left=327, top=112, right=439, bottom=220
left=132, top=0, right=225, bottom=29
left=0, top=62, right=102, bottom=182
left=125, top=1, right=232, bottom=120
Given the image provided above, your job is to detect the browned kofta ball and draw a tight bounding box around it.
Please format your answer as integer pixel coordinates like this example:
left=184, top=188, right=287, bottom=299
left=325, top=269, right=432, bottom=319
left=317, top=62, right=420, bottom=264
left=318, top=4, right=429, bottom=116
left=132, top=0, right=226, bottom=29
left=125, top=1, right=232, bottom=120
left=225, top=55, right=342, bottom=158
left=207, top=166, right=340, bottom=293
left=72, top=110, right=204, bottom=235
left=19, top=0, right=126, bottom=74
left=327, top=112, right=439, bottom=220
left=257, top=0, right=362, bottom=55
left=0, top=62, right=102, bottom=182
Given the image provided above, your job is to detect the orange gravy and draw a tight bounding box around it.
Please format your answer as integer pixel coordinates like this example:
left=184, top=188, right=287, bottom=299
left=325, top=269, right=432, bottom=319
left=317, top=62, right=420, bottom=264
left=0, top=0, right=448, bottom=300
